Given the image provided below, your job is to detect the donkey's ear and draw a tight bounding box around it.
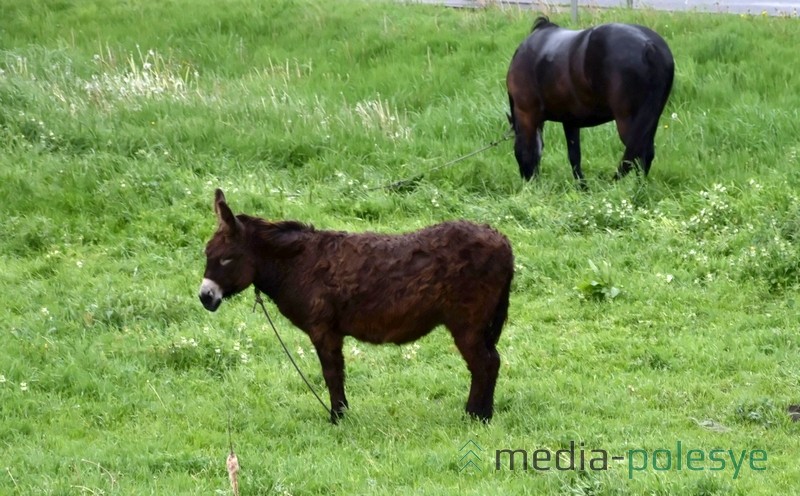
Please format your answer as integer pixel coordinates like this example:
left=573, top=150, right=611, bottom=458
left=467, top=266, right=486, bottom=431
left=214, top=189, right=241, bottom=234
left=214, top=188, right=226, bottom=206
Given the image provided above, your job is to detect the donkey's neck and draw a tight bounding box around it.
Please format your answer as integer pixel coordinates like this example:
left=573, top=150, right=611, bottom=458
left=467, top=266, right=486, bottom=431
left=243, top=216, right=312, bottom=305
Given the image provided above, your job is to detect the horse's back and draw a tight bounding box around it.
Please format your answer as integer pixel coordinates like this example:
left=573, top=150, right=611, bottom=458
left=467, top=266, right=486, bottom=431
left=579, top=23, right=673, bottom=112
left=507, top=27, right=590, bottom=119
left=585, top=23, right=674, bottom=78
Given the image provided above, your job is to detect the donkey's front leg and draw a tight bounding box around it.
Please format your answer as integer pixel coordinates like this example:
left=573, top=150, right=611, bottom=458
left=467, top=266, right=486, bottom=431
left=310, top=331, right=348, bottom=424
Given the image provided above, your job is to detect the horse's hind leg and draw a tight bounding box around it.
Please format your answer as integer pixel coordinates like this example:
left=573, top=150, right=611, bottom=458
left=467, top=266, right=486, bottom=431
left=614, top=146, right=641, bottom=180
left=614, top=93, right=665, bottom=179
left=563, top=124, right=587, bottom=190
left=452, top=330, right=501, bottom=422
left=641, top=130, right=656, bottom=176
left=310, top=331, right=349, bottom=424
left=616, top=129, right=657, bottom=180
left=613, top=117, right=650, bottom=180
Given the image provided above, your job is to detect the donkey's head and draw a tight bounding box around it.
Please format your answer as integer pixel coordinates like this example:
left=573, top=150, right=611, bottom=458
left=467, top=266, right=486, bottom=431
left=198, top=189, right=257, bottom=311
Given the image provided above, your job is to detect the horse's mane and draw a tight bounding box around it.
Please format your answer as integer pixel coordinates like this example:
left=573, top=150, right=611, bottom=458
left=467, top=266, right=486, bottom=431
left=531, top=16, right=557, bottom=32
left=243, top=216, right=315, bottom=257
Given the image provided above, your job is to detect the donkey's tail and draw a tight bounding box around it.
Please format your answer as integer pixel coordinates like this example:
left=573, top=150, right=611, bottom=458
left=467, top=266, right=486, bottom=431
left=486, top=270, right=513, bottom=348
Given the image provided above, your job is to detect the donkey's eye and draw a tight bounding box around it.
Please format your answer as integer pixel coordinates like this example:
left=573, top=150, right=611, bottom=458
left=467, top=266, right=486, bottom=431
left=220, top=258, right=234, bottom=266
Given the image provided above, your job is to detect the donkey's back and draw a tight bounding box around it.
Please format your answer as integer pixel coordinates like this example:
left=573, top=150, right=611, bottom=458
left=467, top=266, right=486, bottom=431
left=300, top=221, right=514, bottom=345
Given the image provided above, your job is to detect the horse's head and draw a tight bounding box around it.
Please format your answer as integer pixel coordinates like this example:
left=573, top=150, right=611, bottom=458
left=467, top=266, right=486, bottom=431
left=198, top=189, right=257, bottom=311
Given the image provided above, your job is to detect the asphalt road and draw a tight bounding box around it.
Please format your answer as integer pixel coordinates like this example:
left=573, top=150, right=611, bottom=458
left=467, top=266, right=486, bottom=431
left=411, top=0, right=800, bottom=16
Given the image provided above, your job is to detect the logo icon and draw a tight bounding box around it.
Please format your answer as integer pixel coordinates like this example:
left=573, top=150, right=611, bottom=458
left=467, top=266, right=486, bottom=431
left=459, top=439, right=483, bottom=473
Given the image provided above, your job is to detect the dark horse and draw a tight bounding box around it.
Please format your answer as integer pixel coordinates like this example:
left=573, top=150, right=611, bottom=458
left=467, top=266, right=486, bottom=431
left=198, top=189, right=514, bottom=423
left=507, top=16, right=674, bottom=184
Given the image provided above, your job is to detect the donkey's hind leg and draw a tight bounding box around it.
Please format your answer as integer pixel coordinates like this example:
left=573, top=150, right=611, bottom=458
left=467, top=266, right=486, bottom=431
left=452, top=331, right=501, bottom=422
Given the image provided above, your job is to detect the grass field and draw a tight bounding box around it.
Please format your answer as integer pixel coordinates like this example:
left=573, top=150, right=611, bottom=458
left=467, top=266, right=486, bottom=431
left=2, top=0, right=800, bottom=494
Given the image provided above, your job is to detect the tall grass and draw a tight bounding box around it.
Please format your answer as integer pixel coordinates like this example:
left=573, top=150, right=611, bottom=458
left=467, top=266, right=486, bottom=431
left=1, top=0, right=799, bottom=493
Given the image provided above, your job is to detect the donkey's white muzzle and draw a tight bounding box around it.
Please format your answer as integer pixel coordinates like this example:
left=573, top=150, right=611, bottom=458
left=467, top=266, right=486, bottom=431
left=198, top=278, right=223, bottom=312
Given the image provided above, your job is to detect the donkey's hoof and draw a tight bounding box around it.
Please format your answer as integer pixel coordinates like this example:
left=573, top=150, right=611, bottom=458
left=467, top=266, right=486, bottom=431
left=329, top=410, right=344, bottom=424
left=329, top=403, right=348, bottom=424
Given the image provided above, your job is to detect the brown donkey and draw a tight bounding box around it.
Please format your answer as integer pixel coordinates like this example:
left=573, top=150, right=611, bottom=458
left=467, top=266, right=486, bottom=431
left=198, top=189, right=514, bottom=423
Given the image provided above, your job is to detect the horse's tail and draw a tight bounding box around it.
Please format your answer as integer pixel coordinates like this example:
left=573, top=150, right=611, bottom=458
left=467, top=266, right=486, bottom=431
left=486, top=265, right=513, bottom=348
left=644, top=41, right=675, bottom=112
left=641, top=41, right=674, bottom=121
left=626, top=41, right=674, bottom=174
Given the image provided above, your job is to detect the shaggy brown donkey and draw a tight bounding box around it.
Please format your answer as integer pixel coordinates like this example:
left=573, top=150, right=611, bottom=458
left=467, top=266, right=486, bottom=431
left=199, top=189, right=514, bottom=423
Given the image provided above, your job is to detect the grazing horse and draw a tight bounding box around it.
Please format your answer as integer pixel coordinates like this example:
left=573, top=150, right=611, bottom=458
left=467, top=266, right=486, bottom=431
left=507, top=16, right=674, bottom=184
left=198, top=189, right=514, bottom=423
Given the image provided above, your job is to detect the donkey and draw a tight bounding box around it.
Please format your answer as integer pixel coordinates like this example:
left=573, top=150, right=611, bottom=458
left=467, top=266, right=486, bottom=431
left=198, top=189, right=514, bottom=423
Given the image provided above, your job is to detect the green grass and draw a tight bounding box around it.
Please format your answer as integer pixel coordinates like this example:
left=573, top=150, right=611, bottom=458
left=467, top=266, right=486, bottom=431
left=1, top=0, right=800, bottom=493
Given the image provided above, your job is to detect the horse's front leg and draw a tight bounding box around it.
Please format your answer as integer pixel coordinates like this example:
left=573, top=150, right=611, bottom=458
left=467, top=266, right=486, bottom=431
left=563, top=124, right=587, bottom=190
left=309, top=331, right=348, bottom=424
